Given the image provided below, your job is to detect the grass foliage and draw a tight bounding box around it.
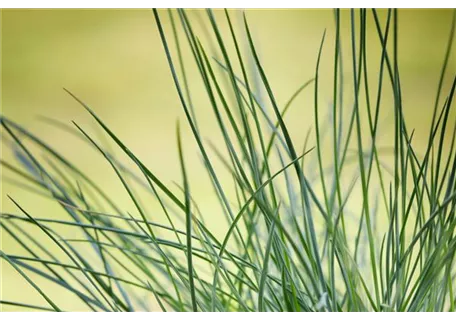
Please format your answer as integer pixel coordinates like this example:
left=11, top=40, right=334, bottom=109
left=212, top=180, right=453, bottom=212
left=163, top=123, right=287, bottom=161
left=1, top=9, right=456, bottom=311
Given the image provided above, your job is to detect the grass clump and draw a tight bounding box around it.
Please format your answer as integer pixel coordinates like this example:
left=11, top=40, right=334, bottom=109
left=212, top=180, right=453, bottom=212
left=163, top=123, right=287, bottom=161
left=1, top=8, right=456, bottom=312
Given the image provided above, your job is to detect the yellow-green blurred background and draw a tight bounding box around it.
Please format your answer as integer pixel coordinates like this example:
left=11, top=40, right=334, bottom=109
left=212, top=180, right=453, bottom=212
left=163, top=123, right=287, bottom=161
left=1, top=9, right=455, bottom=311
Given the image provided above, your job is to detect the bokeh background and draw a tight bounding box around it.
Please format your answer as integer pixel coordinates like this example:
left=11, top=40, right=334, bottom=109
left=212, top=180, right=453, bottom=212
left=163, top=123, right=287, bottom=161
left=1, top=9, right=455, bottom=311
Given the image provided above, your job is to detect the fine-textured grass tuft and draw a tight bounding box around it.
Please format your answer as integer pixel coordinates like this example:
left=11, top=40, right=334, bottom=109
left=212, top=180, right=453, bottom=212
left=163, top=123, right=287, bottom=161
left=1, top=9, right=455, bottom=311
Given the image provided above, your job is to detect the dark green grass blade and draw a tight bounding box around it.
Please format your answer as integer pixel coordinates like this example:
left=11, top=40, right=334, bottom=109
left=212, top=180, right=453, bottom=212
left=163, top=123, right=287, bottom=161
left=176, top=122, right=198, bottom=311
left=0, top=300, right=58, bottom=312
left=0, top=250, right=62, bottom=312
